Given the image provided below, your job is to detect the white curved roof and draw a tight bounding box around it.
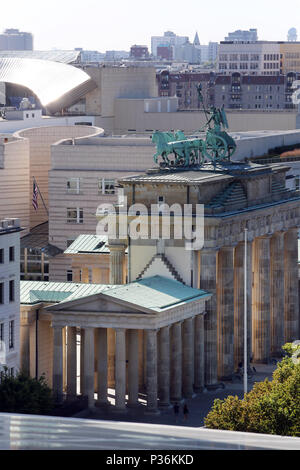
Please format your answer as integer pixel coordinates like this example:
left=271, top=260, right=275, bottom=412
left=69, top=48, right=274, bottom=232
left=0, top=57, right=96, bottom=112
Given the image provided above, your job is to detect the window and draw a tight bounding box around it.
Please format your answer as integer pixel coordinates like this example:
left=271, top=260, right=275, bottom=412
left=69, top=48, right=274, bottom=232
left=9, top=320, right=14, bottom=349
left=9, top=246, right=15, bottom=262
left=67, top=270, right=73, bottom=282
left=67, top=208, right=83, bottom=224
left=0, top=283, right=3, bottom=304
left=295, top=177, right=300, bottom=190
left=9, top=280, right=15, bottom=302
left=0, top=248, right=3, bottom=264
left=98, top=178, right=115, bottom=195
left=67, top=177, right=81, bottom=194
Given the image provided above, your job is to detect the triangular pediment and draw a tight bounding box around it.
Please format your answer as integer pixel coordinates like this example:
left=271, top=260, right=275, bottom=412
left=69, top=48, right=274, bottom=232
left=45, top=291, right=153, bottom=314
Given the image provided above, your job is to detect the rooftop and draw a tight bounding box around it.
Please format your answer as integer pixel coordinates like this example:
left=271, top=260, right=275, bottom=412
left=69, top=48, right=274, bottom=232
left=102, top=276, right=211, bottom=313
left=20, top=280, right=113, bottom=305
left=64, top=234, right=110, bottom=255
left=21, top=276, right=210, bottom=312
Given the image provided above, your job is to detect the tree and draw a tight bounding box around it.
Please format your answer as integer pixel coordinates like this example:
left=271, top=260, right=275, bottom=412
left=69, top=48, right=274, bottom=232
left=204, top=343, right=300, bottom=437
left=0, top=367, right=54, bottom=415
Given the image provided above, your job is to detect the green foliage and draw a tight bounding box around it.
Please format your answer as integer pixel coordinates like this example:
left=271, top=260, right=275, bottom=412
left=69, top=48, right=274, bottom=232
left=0, top=367, right=54, bottom=415
left=204, top=345, right=300, bottom=437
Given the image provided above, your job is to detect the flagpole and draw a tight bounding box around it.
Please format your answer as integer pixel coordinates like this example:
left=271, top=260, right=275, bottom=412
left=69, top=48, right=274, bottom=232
left=33, top=176, right=49, bottom=216
left=244, top=228, right=248, bottom=395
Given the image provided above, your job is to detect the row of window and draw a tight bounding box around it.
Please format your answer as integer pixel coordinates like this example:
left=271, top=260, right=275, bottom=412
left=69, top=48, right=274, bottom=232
left=0, top=246, right=15, bottom=264
left=0, top=280, right=15, bottom=304
left=66, top=178, right=115, bottom=195
left=0, top=320, right=15, bottom=350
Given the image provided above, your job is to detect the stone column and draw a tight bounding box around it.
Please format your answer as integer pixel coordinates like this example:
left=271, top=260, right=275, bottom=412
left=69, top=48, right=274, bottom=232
left=80, top=329, right=85, bottom=395
left=158, top=326, right=170, bottom=407
left=72, top=268, right=81, bottom=283
left=97, top=328, right=108, bottom=405
left=127, top=329, right=139, bottom=407
left=199, top=248, right=218, bottom=387
left=194, top=314, right=205, bottom=392
left=145, top=329, right=158, bottom=412
left=81, top=267, right=90, bottom=284
left=83, top=327, right=95, bottom=408
left=252, top=236, right=271, bottom=363
left=284, top=228, right=299, bottom=343
left=170, top=322, right=182, bottom=402
left=115, top=328, right=126, bottom=411
left=217, top=246, right=235, bottom=380
left=92, top=267, right=102, bottom=284
left=52, top=325, right=64, bottom=402
left=20, top=321, right=30, bottom=375
left=182, top=318, right=194, bottom=398
left=66, top=326, right=77, bottom=398
left=234, top=241, right=253, bottom=369
left=108, top=242, right=126, bottom=285
left=270, top=232, right=285, bottom=356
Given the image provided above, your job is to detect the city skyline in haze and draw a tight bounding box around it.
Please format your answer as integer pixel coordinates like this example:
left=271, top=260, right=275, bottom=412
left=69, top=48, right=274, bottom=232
left=1, top=0, right=299, bottom=52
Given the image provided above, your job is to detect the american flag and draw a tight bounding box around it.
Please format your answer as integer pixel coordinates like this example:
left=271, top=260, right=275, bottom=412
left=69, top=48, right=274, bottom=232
left=32, top=181, right=38, bottom=211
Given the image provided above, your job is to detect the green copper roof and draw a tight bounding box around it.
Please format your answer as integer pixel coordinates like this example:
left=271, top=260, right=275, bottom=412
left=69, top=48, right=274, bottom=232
left=102, top=276, right=211, bottom=312
left=20, top=281, right=113, bottom=305
left=64, top=235, right=110, bottom=255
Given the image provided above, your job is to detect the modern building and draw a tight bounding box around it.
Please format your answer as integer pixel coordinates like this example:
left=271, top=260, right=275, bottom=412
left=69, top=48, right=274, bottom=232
left=224, top=29, right=258, bottom=42
left=151, top=31, right=189, bottom=58
left=218, top=40, right=300, bottom=76
left=130, top=45, right=149, bottom=60
left=0, top=29, right=33, bottom=51
left=48, top=133, right=155, bottom=282
left=288, top=28, right=298, bottom=42
left=0, top=218, right=22, bottom=378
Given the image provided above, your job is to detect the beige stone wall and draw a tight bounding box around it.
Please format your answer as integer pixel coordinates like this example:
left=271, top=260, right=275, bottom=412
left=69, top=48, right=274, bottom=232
left=0, top=136, right=30, bottom=234
left=16, top=126, right=103, bottom=230
left=114, top=100, right=298, bottom=134
left=85, top=66, right=158, bottom=117
left=49, top=137, right=155, bottom=281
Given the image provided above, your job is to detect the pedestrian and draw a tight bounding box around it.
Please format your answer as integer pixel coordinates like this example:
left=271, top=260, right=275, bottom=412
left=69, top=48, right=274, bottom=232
left=173, top=402, right=179, bottom=423
left=183, top=403, right=189, bottom=422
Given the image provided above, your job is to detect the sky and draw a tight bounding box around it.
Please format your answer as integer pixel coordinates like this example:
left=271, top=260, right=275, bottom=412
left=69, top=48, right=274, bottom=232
left=1, top=0, right=300, bottom=52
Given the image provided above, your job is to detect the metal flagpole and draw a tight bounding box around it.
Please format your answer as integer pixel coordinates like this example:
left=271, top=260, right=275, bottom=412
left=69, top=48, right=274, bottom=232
left=33, top=176, right=49, bottom=216
left=244, top=228, right=248, bottom=395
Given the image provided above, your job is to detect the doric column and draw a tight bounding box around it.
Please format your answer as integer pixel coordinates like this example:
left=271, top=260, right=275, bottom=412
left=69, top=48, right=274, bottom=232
left=72, top=268, right=81, bottom=283
left=182, top=318, right=194, bottom=398
left=158, top=326, right=170, bottom=406
left=108, top=242, right=126, bottom=285
left=145, top=329, right=158, bottom=412
left=20, top=321, right=30, bottom=375
left=92, top=267, right=102, bottom=284
left=199, top=248, right=218, bottom=387
left=170, top=322, right=182, bottom=402
left=252, top=236, right=271, bottom=363
left=194, top=314, right=205, bottom=392
left=66, top=326, right=77, bottom=398
left=284, top=228, right=299, bottom=343
left=270, top=232, right=285, bottom=356
left=81, top=267, right=90, bottom=284
left=115, top=328, right=126, bottom=411
left=83, top=327, right=95, bottom=408
left=97, top=328, right=108, bottom=405
left=80, top=329, right=85, bottom=395
left=52, top=325, right=64, bottom=402
left=234, top=240, right=253, bottom=369
left=127, top=329, right=139, bottom=407
left=217, top=246, right=235, bottom=380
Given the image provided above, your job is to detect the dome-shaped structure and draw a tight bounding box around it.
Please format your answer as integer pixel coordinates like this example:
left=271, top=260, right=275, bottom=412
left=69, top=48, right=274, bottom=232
left=0, top=57, right=97, bottom=113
